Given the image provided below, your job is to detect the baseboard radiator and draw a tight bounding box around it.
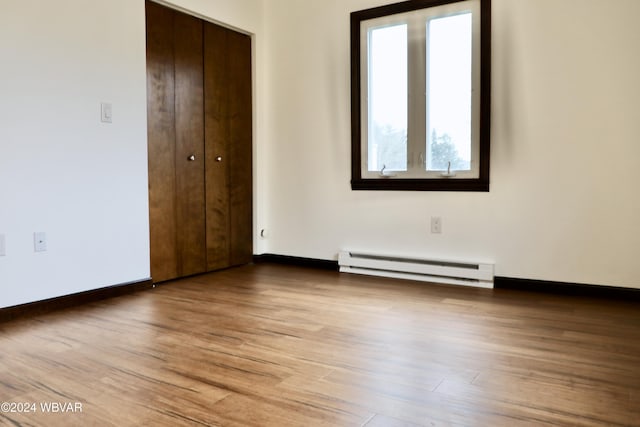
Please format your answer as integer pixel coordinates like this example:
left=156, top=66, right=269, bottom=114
left=338, top=251, right=494, bottom=289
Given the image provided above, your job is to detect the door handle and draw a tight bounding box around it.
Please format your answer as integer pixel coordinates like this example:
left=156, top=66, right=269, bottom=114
left=188, top=155, right=196, bottom=161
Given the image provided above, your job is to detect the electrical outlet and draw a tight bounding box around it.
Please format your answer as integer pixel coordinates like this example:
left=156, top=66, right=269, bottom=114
left=34, top=232, right=47, bottom=252
left=431, top=217, right=442, bottom=234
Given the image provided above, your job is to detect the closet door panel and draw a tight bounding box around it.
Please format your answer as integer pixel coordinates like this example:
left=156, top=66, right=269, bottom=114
left=227, top=31, right=253, bottom=266
left=204, top=23, right=231, bottom=271
left=174, top=14, right=206, bottom=277
left=146, top=2, right=178, bottom=282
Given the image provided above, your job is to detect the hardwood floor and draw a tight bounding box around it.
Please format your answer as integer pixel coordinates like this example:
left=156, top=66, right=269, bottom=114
left=1, top=263, right=638, bottom=426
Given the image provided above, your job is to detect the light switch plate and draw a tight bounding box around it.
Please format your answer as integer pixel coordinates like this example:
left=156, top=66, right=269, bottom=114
left=101, top=102, right=112, bottom=123
left=0, top=234, right=5, bottom=256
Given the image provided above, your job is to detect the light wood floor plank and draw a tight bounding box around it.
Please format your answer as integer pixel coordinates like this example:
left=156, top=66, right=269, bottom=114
left=1, top=263, right=638, bottom=426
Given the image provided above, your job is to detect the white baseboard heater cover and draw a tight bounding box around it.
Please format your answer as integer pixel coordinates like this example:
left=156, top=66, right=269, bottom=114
left=338, top=251, right=494, bottom=289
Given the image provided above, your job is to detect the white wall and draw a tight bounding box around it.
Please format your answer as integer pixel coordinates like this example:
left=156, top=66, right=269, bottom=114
left=0, top=0, right=150, bottom=308
left=262, top=0, right=640, bottom=289
left=0, top=0, right=266, bottom=308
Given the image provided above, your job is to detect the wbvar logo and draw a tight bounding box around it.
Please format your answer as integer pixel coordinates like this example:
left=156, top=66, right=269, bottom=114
left=40, top=402, right=83, bottom=413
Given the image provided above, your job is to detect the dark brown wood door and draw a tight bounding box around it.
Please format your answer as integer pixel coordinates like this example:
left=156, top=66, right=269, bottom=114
left=204, top=24, right=253, bottom=270
left=146, top=1, right=252, bottom=282
left=146, top=1, right=206, bottom=282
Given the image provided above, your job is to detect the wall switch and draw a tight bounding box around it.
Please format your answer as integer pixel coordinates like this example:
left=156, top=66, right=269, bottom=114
left=34, top=232, right=47, bottom=252
left=431, top=217, right=442, bottom=234
left=101, top=102, right=112, bottom=123
left=0, top=234, right=5, bottom=256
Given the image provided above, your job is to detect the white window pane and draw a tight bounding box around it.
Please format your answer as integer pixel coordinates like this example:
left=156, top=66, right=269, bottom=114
left=426, top=13, right=472, bottom=171
left=368, top=24, right=407, bottom=172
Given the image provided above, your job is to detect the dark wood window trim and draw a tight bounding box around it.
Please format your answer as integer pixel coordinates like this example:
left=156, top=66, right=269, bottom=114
left=350, top=0, right=491, bottom=192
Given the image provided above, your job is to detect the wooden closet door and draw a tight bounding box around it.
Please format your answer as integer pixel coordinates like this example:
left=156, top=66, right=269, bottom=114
left=204, top=23, right=253, bottom=271
left=204, top=23, right=253, bottom=270
left=173, top=11, right=206, bottom=277
left=146, top=1, right=206, bottom=282
left=226, top=30, right=253, bottom=267
left=203, top=23, right=230, bottom=271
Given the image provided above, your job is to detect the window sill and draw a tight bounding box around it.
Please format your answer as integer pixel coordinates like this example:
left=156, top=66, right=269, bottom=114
left=351, top=178, right=489, bottom=192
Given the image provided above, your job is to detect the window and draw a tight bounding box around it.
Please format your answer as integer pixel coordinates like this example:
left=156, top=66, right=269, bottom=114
left=351, top=0, right=491, bottom=191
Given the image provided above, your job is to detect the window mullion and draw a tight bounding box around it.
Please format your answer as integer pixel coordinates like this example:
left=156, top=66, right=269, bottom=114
left=407, top=17, right=426, bottom=175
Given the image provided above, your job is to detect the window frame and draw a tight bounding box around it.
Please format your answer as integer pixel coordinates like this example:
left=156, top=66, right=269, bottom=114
left=350, top=0, right=491, bottom=192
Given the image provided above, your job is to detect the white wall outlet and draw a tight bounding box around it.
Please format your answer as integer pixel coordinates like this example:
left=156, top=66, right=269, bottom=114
left=0, top=234, right=6, bottom=256
left=431, top=217, right=442, bottom=234
left=34, top=232, right=47, bottom=252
